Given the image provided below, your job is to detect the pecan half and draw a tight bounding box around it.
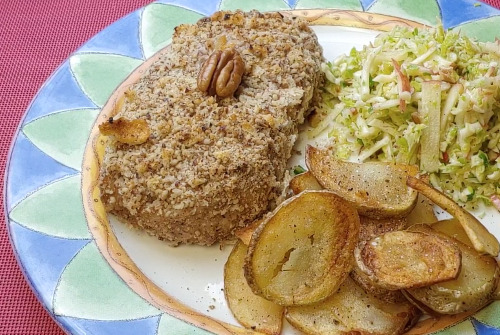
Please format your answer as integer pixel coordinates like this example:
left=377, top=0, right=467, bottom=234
left=197, top=48, right=244, bottom=98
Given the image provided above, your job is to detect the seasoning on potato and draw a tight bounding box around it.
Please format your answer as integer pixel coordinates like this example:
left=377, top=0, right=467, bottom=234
left=244, top=190, right=360, bottom=306
left=358, top=215, right=408, bottom=243
left=224, top=241, right=284, bottom=334
left=405, top=224, right=500, bottom=315
left=306, top=145, right=418, bottom=218
left=285, top=276, right=421, bottom=335
left=289, top=171, right=324, bottom=195
left=355, top=230, right=462, bottom=290
left=407, top=175, right=500, bottom=257
left=350, top=215, right=412, bottom=304
left=350, top=265, right=408, bottom=304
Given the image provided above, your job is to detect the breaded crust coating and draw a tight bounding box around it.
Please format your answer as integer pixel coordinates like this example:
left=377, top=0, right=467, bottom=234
left=99, top=10, right=324, bottom=245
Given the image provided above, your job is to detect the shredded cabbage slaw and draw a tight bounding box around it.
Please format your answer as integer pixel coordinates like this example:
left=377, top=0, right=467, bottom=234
left=312, top=25, right=500, bottom=210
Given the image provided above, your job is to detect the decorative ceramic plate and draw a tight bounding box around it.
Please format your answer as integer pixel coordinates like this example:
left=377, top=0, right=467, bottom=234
left=5, top=0, right=500, bottom=334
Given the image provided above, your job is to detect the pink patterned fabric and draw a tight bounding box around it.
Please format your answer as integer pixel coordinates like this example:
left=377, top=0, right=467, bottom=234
left=0, top=0, right=499, bottom=334
left=486, top=0, right=500, bottom=7
left=1, top=2, right=151, bottom=333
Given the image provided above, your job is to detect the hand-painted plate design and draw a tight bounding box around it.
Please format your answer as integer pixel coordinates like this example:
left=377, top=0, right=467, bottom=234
left=5, top=0, right=500, bottom=334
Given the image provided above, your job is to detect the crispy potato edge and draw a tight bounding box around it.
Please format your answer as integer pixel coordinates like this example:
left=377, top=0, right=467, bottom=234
left=224, top=241, right=284, bottom=334
left=306, top=145, right=418, bottom=219
left=244, top=190, right=360, bottom=306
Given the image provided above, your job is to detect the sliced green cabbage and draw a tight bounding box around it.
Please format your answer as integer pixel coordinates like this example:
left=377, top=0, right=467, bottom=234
left=313, top=25, right=500, bottom=209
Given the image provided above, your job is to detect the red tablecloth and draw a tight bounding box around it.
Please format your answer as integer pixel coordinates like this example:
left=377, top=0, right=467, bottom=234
left=1, top=1, right=499, bottom=334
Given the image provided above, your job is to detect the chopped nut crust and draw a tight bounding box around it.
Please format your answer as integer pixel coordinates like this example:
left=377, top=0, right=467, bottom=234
left=99, top=10, right=324, bottom=245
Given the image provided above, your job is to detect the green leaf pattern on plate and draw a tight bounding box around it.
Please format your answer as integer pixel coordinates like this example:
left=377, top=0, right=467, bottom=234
left=219, top=0, right=289, bottom=12
left=473, top=301, right=500, bottom=327
left=436, top=319, right=476, bottom=335
left=157, top=314, right=213, bottom=335
left=53, top=242, right=161, bottom=320
left=70, top=53, right=143, bottom=107
left=453, top=16, right=500, bottom=42
left=10, top=175, right=90, bottom=239
left=141, top=4, right=204, bottom=58
left=368, top=0, right=441, bottom=26
left=22, top=109, right=100, bottom=170
left=295, top=0, right=362, bottom=10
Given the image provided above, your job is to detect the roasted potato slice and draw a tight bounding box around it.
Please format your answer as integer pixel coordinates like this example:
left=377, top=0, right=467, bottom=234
left=351, top=216, right=409, bottom=303
left=405, top=174, right=437, bottom=225
left=289, top=171, right=323, bottom=194
left=406, top=193, right=437, bottom=225
left=407, top=175, right=500, bottom=257
left=224, top=241, right=284, bottom=334
left=244, top=190, right=360, bottom=306
left=406, top=224, right=500, bottom=314
left=350, top=266, right=407, bottom=304
left=431, top=218, right=474, bottom=249
left=286, top=276, right=421, bottom=335
left=306, top=146, right=418, bottom=218
left=495, top=260, right=500, bottom=301
left=356, top=230, right=461, bottom=290
left=358, top=215, right=408, bottom=243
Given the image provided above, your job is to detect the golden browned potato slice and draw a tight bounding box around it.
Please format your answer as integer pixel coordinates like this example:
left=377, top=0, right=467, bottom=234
left=495, top=260, right=500, bottom=301
left=356, top=230, right=461, bottom=290
left=285, top=276, right=421, bottom=335
left=244, top=190, right=360, bottom=306
left=234, top=218, right=264, bottom=246
left=289, top=171, right=323, bottom=195
left=224, top=241, right=284, bottom=334
left=431, top=218, right=474, bottom=248
left=350, top=267, right=407, bottom=304
left=306, top=146, right=418, bottom=218
left=352, top=216, right=409, bottom=303
left=406, top=224, right=500, bottom=314
left=405, top=174, right=437, bottom=225
left=407, top=175, right=500, bottom=257
left=358, top=215, right=408, bottom=243
left=406, top=193, right=437, bottom=225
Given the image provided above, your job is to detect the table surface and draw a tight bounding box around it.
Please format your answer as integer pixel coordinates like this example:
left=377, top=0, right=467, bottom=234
left=1, top=0, right=500, bottom=334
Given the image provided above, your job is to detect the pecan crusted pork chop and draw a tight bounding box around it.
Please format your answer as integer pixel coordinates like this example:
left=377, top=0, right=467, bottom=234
left=98, top=10, right=324, bottom=245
